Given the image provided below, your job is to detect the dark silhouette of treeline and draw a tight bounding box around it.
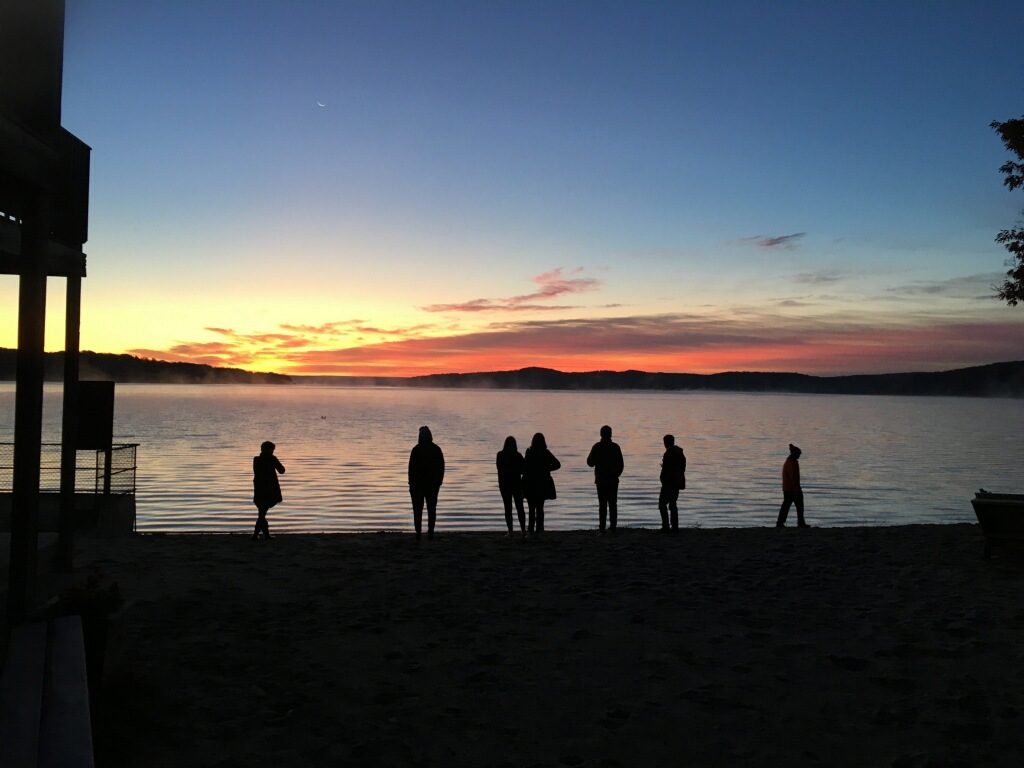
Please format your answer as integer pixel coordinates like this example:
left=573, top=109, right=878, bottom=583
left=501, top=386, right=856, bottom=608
left=4, top=348, right=1021, bottom=394
left=0, top=349, right=291, bottom=384
left=398, top=362, right=1024, bottom=398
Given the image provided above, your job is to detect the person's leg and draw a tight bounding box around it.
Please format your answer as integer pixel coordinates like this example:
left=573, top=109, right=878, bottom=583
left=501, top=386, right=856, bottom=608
left=536, top=500, right=544, bottom=533
left=426, top=491, right=438, bottom=538
left=514, top=491, right=526, bottom=534
left=501, top=488, right=514, bottom=533
left=598, top=486, right=608, bottom=531
left=253, top=506, right=264, bottom=539
left=795, top=491, right=807, bottom=527
left=608, top=482, right=618, bottom=531
left=411, top=491, right=424, bottom=538
left=777, top=493, right=793, bottom=527
left=527, top=498, right=536, bottom=533
left=669, top=488, right=679, bottom=531
left=658, top=486, right=670, bottom=530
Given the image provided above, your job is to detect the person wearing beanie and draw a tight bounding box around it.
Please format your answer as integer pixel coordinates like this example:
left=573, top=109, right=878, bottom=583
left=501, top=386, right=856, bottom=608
left=776, top=443, right=808, bottom=528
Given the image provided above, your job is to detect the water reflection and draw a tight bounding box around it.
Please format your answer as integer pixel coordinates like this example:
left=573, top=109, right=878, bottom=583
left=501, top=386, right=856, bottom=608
left=1, top=384, right=1020, bottom=532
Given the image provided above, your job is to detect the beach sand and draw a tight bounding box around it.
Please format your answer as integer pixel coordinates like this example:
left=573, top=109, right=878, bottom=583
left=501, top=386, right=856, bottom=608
left=70, top=524, right=1023, bottom=767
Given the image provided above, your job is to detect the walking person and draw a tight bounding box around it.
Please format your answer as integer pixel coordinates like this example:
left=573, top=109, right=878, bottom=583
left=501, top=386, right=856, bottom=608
left=658, top=434, right=686, bottom=532
left=409, top=426, right=445, bottom=540
left=252, top=441, right=285, bottom=540
left=497, top=436, right=527, bottom=537
left=586, top=425, right=624, bottom=533
left=523, top=433, right=560, bottom=536
left=776, top=443, right=809, bottom=528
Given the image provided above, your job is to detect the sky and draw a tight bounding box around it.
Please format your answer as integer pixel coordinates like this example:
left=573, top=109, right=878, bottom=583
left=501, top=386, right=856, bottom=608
left=2, top=0, right=1023, bottom=376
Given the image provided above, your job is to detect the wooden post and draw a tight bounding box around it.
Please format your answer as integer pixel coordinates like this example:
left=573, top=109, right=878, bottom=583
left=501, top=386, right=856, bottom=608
left=102, top=448, right=112, bottom=496
left=55, top=273, right=81, bottom=572
left=8, top=192, right=49, bottom=626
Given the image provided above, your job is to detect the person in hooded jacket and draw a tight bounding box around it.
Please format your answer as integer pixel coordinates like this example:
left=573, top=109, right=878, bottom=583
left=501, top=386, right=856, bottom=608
left=409, top=426, right=445, bottom=539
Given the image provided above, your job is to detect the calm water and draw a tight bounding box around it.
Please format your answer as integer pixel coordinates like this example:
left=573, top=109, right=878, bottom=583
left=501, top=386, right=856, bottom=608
left=1, top=383, right=1021, bottom=531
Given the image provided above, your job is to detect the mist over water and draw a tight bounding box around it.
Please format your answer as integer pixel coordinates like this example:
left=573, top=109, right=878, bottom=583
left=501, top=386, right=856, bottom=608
left=1, top=383, right=1020, bottom=532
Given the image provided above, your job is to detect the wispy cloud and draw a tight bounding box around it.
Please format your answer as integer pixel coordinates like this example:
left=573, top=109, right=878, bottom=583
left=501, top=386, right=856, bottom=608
left=793, top=269, right=845, bottom=285
left=887, top=273, right=1004, bottom=299
left=740, top=232, right=806, bottom=249
left=422, top=267, right=600, bottom=313
left=775, top=299, right=815, bottom=307
left=278, top=321, right=362, bottom=335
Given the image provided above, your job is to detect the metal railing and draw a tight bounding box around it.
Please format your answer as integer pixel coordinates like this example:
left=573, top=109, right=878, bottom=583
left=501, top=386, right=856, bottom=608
left=0, top=442, right=137, bottom=495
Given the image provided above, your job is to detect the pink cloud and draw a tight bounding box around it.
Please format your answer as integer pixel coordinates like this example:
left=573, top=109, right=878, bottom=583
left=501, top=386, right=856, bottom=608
left=422, top=267, right=601, bottom=313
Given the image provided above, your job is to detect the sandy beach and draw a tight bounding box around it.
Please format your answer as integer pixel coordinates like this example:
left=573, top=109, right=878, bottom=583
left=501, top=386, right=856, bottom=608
left=68, top=524, right=1024, bottom=767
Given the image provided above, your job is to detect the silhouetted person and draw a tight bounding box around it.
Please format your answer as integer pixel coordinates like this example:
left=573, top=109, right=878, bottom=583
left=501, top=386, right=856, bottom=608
left=659, top=434, right=686, bottom=532
left=523, top=433, right=560, bottom=536
left=252, top=441, right=285, bottom=540
left=776, top=443, right=808, bottom=528
left=409, top=426, right=445, bottom=539
left=586, top=425, right=624, bottom=533
left=497, top=436, right=527, bottom=537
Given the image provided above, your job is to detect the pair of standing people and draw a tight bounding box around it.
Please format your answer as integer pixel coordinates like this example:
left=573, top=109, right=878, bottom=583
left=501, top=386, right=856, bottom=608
left=584, top=427, right=688, bottom=533
left=497, top=433, right=561, bottom=536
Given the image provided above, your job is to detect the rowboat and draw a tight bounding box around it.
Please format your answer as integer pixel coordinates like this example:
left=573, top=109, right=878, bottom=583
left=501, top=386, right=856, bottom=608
left=971, top=490, right=1024, bottom=558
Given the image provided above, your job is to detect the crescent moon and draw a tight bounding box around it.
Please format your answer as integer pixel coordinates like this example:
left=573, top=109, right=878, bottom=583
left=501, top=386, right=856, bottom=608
left=316, top=101, right=326, bottom=108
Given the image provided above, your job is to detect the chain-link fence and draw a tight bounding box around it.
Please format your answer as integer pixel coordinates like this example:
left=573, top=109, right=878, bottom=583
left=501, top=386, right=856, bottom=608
left=0, top=442, right=137, bottom=494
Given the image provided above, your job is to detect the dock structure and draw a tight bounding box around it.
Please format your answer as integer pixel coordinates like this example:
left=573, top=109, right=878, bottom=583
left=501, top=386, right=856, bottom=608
left=1, top=0, right=91, bottom=625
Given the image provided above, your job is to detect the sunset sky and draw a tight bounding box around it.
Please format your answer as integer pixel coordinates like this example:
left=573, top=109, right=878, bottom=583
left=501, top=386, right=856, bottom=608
left=2, top=1, right=1022, bottom=376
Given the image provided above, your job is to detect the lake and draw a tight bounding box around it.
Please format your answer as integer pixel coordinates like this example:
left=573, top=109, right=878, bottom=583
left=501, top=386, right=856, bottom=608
left=1, top=383, right=1021, bottom=531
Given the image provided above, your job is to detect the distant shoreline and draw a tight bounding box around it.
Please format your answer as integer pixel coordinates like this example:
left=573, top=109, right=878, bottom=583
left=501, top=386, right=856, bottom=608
left=1, top=349, right=1022, bottom=397
left=296, top=361, right=1024, bottom=398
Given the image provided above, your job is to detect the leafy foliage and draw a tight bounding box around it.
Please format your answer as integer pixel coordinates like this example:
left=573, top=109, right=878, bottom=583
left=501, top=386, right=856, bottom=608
left=991, top=117, right=1024, bottom=305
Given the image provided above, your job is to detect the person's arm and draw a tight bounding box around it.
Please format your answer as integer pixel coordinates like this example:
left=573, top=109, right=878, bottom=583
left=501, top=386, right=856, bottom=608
left=586, top=445, right=596, bottom=467
left=274, top=457, right=285, bottom=474
left=408, top=448, right=415, bottom=486
left=680, top=452, right=686, bottom=474
left=615, top=445, right=624, bottom=477
left=549, top=452, right=561, bottom=472
left=438, top=448, right=445, bottom=487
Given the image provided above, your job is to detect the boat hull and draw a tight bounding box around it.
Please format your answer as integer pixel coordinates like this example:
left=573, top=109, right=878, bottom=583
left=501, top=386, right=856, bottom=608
left=971, top=492, right=1024, bottom=558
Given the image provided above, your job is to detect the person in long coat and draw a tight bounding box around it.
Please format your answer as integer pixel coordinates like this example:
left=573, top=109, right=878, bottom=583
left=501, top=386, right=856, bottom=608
left=497, top=435, right=527, bottom=536
left=409, top=425, right=445, bottom=539
left=523, top=432, right=560, bottom=536
left=252, top=440, right=285, bottom=540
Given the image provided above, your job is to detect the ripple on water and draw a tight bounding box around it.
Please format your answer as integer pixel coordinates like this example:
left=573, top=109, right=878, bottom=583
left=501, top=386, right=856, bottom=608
left=1, top=384, right=1019, bottom=532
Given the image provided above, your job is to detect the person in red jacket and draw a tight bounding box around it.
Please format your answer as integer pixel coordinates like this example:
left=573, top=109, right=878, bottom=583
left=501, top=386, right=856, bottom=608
left=776, top=443, right=808, bottom=528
